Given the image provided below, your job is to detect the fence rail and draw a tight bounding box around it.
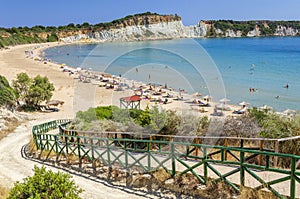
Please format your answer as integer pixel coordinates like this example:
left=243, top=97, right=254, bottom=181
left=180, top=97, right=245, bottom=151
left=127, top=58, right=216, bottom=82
left=32, top=120, right=300, bottom=199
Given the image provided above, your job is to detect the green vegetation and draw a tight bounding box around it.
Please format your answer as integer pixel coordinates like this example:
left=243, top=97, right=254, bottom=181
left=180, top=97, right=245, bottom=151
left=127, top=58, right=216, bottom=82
left=0, top=75, right=16, bottom=109
left=71, top=105, right=209, bottom=135
left=0, top=12, right=178, bottom=48
left=1, top=14, right=300, bottom=47
left=12, top=72, right=54, bottom=110
left=7, top=165, right=83, bottom=199
left=211, top=20, right=300, bottom=36
left=71, top=106, right=299, bottom=157
left=213, top=20, right=256, bottom=36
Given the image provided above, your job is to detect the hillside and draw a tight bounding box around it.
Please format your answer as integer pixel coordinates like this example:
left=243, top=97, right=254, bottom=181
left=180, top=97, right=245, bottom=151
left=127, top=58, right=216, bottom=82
left=1, top=13, right=300, bottom=47
left=205, top=20, right=300, bottom=37
left=0, top=12, right=181, bottom=47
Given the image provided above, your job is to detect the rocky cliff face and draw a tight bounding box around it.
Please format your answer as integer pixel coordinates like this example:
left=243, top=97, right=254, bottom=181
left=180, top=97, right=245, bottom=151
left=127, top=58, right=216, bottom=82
left=60, top=17, right=207, bottom=43
left=59, top=16, right=300, bottom=43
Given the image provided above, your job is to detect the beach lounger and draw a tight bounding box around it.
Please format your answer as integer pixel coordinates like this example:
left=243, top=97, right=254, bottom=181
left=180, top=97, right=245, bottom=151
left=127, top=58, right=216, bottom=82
left=233, top=107, right=247, bottom=114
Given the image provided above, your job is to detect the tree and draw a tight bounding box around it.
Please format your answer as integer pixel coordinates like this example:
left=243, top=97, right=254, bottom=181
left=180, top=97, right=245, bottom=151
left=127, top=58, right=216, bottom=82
left=26, top=75, right=55, bottom=107
left=12, top=72, right=31, bottom=102
left=0, top=75, right=16, bottom=109
left=7, top=165, right=83, bottom=199
left=12, top=73, right=55, bottom=109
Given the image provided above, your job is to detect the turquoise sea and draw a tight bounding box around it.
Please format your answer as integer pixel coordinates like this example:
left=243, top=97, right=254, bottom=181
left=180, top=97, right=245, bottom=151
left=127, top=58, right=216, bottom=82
left=44, top=37, right=300, bottom=111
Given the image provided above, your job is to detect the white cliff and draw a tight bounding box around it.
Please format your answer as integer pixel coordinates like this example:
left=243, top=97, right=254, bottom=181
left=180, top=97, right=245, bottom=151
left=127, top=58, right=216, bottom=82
left=60, top=20, right=300, bottom=43
left=274, top=26, right=298, bottom=36
left=60, top=21, right=207, bottom=43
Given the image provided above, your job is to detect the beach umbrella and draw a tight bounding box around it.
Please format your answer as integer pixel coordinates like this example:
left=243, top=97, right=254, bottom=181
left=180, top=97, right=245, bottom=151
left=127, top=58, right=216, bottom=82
left=193, top=92, right=202, bottom=97
left=219, top=98, right=230, bottom=103
left=239, top=101, right=249, bottom=106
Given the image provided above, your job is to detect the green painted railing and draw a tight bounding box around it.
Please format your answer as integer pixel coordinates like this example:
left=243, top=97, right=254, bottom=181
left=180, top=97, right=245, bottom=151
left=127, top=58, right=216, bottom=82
left=32, top=120, right=300, bottom=199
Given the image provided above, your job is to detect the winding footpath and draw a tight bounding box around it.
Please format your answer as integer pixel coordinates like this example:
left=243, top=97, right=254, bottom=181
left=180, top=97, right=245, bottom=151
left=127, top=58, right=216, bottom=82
left=0, top=119, right=154, bottom=198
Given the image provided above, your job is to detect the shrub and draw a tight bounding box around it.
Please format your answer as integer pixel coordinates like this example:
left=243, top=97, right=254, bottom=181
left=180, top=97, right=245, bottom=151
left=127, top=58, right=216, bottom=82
left=12, top=73, right=54, bottom=109
left=7, top=165, right=83, bottom=199
left=0, top=75, right=16, bottom=108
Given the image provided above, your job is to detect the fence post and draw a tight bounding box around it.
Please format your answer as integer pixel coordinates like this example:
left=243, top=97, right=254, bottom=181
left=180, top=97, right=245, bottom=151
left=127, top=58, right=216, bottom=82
left=240, top=150, right=245, bottom=187
left=195, top=138, right=199, bottom=157
left=290, top=157, right=296, bottom=199
left=171, top=140, right=176, bottom=176
left=224, top=138, right=228, bottom=161
left=65, top=136, right=69, bottom=164
left=149, top=135, right=153, bottom=151
left=203, top=147, right=208, bottom=183
left=106, top=138, right=111, bottom=166
left=147, top=141, right=151, bottom=172
left=55, top=136, right=59, bottom=162
left=274, top=141, right=279, bottom=167
left=259, top=140, right=264, bottom=165
left=125, top=140, right=128, bottom=169
left=91, top=138, right=96, bottom=173
left=46, top=134, right=49, bottom=151
left=77, top=137, right=82, bottom=168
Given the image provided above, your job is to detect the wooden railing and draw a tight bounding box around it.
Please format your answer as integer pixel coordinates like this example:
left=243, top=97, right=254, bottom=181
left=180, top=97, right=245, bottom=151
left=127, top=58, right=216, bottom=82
left=32, top=120, right=300, bottom=199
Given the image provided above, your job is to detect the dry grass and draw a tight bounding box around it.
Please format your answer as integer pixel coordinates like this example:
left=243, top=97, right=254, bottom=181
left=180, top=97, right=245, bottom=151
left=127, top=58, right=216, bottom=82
left=0, top=186, right=10, bottom=199
left=0, top=117, right=22, bottom=141
left=240, top=186, right=279, bottom=199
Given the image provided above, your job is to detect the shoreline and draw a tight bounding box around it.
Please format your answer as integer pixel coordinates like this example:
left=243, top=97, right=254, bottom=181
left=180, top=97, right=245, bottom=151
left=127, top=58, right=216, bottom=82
left=0, top=42, right=292, bottom=118
left=1, top=42, right=296, bottom=118
left=0, top=42, right=298, bottom=198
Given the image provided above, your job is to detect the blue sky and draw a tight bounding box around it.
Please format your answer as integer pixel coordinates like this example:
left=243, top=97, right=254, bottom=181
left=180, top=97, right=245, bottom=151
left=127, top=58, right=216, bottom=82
left=1, top=0, right=300, bottom=28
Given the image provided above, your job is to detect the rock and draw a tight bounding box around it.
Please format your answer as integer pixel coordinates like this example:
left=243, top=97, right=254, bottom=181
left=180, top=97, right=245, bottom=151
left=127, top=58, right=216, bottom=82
left=131, top=174, right=152, bottom=188
left=60, top=16, right=207, bottom=43
left=164, top=178, right=174, bottom=185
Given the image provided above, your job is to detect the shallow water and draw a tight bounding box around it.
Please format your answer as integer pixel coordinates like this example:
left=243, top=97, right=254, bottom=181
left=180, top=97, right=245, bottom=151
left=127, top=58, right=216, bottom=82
left=45, top=37, right=300, bottom=111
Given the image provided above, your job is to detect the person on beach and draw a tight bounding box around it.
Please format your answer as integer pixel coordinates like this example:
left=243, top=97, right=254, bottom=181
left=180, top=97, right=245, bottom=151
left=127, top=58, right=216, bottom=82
left=284, top=84, right=289, bottom=89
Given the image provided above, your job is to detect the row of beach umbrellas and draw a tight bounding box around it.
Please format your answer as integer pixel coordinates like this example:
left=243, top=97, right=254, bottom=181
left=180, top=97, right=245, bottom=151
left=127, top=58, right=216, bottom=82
left=193, top=92, right=249, bottom=106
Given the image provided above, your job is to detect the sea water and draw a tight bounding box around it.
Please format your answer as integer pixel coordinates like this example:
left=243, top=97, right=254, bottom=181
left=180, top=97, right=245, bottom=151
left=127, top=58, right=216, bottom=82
left=44, top=37, right=300, bottom=111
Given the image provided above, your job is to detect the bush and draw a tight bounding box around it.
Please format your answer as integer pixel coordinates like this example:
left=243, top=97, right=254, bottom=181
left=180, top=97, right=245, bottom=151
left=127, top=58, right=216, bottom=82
left=8, top=166, right=83, bottom=199
left=0, top=75, right=16, bottom=108
left=12, top=73, right=54, bottom=109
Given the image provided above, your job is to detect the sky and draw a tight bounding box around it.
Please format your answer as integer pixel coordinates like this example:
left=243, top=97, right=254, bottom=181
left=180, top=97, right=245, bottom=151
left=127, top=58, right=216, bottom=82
left=1, top=0, right=300, bottom=28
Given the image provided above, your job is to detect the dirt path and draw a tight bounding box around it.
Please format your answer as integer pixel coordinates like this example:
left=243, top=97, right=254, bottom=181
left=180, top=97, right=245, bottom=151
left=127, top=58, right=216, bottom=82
left=0, top=44, right=154, bottom=198
left=0, top=119, right=155, bottom=198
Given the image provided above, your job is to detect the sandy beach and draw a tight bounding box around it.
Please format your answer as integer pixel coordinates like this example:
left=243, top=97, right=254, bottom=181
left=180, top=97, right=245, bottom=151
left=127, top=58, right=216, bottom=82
left=1, top=42, right=242, bottom=118
left=0, top=43, right=150, bottom=198
left=0, top=42, right=241, bottom=198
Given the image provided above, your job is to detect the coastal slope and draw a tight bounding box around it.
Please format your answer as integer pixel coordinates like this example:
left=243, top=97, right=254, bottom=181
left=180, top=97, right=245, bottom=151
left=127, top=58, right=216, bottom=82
left=2, top=12, right=300, bottom=47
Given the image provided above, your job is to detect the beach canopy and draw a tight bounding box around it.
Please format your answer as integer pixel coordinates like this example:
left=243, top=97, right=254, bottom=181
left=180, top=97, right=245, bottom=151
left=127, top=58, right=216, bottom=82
left=121, top=95, right=141, bottom=102
left=219, top=98, right=230, bottom=103
left=46, top=100, right=64, bottom=106
left=120, top=95, right=141, bottom=109
left=239, top=101, right=249, bottom=106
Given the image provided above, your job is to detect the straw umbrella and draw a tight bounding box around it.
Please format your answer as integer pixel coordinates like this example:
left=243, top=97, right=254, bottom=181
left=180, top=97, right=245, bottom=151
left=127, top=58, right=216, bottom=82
left=219, top=98, right=230, bottom=103
left=193, top=92, right=202, bottom=97
left=218, top=98, right=230, bottom=110
left=239, top=101, right=249, bottom=106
